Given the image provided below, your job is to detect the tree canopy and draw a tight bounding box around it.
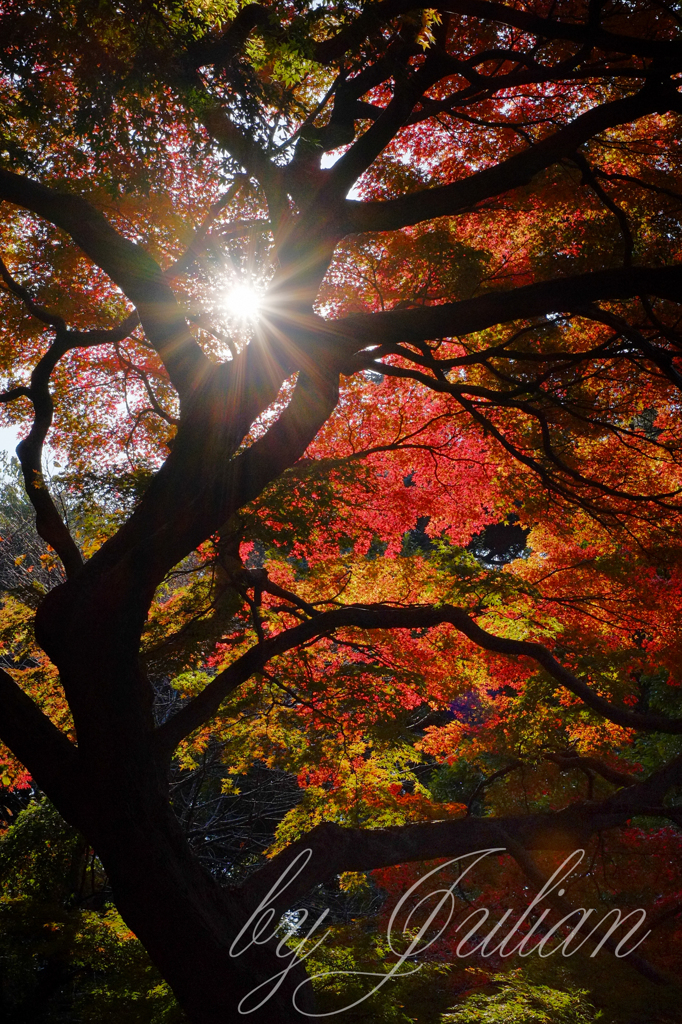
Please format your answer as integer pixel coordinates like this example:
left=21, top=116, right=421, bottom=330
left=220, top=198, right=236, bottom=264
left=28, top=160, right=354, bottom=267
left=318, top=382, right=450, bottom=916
left=1, top=0, right=682, bottom=1020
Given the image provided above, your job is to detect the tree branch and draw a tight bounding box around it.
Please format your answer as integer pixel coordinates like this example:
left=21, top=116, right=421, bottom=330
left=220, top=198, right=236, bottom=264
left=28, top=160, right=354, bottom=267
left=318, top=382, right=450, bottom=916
left=15, top=332, right=84, bottom=578
left=0, top=666, right=79, bottom=813
left=545, top=751, right=638, bottom=788
left=311, top=0, right=682, bottom=65
left=496, top=825, right=666, bottom=984
left=66, top=367, right=341, bottom=659
left=577, top=303, right=682, bottom=392
left=0, top=255, right=147, bottom=576
left=437, top=0, right=682, bottom=62
left=163, top=177, right=248, bottom=281
left=187, top=4, right=271, bottom=70
left=324, top=51, right=449, bottom=199
left=1, top=253, right=141, bottom=348
left=0, top=170, right=211, bottom=402
left=0, top=254, right=67, bottom=329
left=240, top=752, right=682, bottom=919
left=154, top=602, right=682, bottom=758
left=334, top=264, right=682, bottom=352
left=343, top=82, right=679, bottom=234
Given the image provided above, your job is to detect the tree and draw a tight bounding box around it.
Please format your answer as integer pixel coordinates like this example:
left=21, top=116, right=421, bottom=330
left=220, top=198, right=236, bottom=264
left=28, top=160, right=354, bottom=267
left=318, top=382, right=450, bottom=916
left=1, top=0, right=682, bottom=1019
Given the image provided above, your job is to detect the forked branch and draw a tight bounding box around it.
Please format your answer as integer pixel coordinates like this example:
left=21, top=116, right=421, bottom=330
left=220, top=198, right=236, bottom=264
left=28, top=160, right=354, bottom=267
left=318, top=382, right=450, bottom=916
left=0, top=170, right=211, bottom=401
left=0, top=255, right=142, bottom=576
left=343, top=82, right=681, bottom=234
left=240, top=751, right=682, bottom=925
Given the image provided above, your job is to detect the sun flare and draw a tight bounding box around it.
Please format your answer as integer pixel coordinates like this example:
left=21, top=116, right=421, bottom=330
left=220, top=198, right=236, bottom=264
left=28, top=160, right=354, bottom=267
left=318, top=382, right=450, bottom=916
left=222, top=283, right=262, bottom=321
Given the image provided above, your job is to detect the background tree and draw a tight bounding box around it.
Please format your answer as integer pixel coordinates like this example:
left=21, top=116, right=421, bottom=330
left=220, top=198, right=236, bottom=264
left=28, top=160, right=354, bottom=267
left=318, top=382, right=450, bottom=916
left=1, top=0, right=682, bottom=1020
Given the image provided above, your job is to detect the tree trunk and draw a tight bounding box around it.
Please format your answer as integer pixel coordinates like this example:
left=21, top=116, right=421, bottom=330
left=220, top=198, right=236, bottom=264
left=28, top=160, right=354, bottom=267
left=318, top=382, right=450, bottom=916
left=85, top=795, right=316, bottom=1024
left=34, top=586, right=317, bottom=1024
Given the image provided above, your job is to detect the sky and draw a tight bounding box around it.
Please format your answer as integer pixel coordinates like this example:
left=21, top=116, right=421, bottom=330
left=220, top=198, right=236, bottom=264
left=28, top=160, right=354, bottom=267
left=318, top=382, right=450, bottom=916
left=0, top=425, right=20, bottom=459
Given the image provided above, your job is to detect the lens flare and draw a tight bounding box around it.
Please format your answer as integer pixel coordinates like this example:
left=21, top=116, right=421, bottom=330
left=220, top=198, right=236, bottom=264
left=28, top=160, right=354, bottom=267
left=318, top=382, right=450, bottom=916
left=222, top=283, right=262, bottom=321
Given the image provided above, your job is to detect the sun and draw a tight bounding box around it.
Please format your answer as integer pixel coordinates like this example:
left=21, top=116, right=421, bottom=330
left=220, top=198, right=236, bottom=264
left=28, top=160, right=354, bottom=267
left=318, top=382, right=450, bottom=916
left=221, top=283, right=263, bottom=321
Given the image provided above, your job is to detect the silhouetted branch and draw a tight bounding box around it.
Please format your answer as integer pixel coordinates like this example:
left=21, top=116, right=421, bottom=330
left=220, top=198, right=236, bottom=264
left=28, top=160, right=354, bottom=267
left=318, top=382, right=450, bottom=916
left=241, top=753, right=682, bottom=924
left=0, top=169, right=211, bottom=400
left=0, top=666, right=78, bottom=810
left=155, top=602, right=682, bottom=756
left=343, top=83, right=680, bottom=233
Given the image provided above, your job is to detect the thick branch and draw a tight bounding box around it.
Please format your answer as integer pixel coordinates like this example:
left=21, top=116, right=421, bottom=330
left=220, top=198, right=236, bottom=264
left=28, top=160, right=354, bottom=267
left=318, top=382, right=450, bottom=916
left=241, top=752, right=682, bottom=918
left=343, top=82, right=679, bottom=233
left=0, top=170, right=211, bottom=401
left=545, top=752, right=638, bottom=787
left=0, top=257, right=143, bottom=574
left=181, top=77, right=287, bottom=217
left=66, top=311, right=141, bottom=348
left=5, top=319, right=132, bottom=578
left=187, top=5, right=271, bottom=70
left=313, top=0, right=418, bottom=63
left=313, top=0, right=682, bottom=64
left=497, top=825, right=665, bottom=984
left=438, top=0, right=682, bottom=62
left=0, top=254, right=66, bottom=329
left=0, top=386, right=31, bottom=403
left=334, top=264, right=682, bottom=351
left=1, top=251, right=140, bottom=347
left=13, top=331, right=83, bottom=577
left=53, top=369, right=341, bottom=666
left=325, top=53, right=447, bottom=199
left=0, top=666, right=79, bottom=813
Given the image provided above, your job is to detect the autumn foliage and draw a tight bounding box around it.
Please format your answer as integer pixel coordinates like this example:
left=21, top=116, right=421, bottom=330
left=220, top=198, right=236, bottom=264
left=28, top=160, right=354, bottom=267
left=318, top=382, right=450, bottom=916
left=1, top=0, right=682, bottom=1020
